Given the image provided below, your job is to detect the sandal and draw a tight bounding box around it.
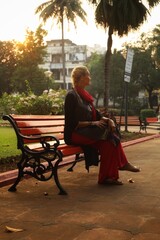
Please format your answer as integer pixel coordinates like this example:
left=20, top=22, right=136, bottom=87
left=119, top=162, right=140, bottom=172
left=100, top=179, right=123, bottom=185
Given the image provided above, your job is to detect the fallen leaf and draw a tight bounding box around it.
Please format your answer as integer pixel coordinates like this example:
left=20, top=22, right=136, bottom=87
left=5, top=226, right=24, bottom=232
left=128, top=178, right=134, bottom=183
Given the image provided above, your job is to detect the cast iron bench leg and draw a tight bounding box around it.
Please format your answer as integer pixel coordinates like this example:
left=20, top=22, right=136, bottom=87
left=8, top=154, right=25, bottom=192
left=53, top=151, right=67, bottom=195
left=67, top=154, right=83, bottom=172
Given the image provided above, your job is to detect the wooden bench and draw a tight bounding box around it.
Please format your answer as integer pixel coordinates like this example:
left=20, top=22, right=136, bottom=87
left=2, top=114, right=85, bottom=195
left=115, top=116, right=147, bottom=132
left=115, top=116, right=140, bottom=126
left=146, top=117, right=158, bottom=124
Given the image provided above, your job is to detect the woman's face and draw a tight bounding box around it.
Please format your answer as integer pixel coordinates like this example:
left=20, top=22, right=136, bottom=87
left=80, top=70, right=91, bottom=87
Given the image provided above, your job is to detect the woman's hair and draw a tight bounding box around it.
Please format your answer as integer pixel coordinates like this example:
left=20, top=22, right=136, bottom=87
left=71, top=66, right=89, bottom=87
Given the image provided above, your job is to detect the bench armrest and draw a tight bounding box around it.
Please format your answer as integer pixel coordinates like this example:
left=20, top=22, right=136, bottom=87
left=19, top=133, right=60, bottom=150
left=40, top=135, right=60, bottom=150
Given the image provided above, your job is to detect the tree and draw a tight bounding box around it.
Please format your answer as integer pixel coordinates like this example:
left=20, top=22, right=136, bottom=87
left=109, top=50, right=125, bottom=108
left=88, top=0, right=160, bottom=109
left=131, top=46, right=160, bottom=109
left=86, top=50, right=140, bottom=109
left=0, top=41, right=17, bottom=96
left=86, top=52, right=105, bottom=106
left=12, top=26, right=48, bottom=94
left=122, top=25, right=160, bottom=109
left=35, top=0, right=87, bottom=89
left=152, top=24, right=160, bottom=68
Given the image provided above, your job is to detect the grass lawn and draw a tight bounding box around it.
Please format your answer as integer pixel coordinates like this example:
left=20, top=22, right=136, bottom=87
left=0, top=127, right=21, bottom=159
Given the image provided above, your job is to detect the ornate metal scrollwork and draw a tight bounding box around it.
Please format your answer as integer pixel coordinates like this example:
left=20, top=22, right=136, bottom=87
left=33, top=161, right=53, bottom=181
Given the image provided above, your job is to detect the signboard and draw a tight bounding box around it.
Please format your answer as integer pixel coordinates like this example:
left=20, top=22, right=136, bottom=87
left=124, top=48, right=134, bottom=82
left=124, top=74, right=130, bottom=83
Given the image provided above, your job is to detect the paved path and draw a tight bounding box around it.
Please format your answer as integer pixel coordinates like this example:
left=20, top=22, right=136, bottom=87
left=0, top=129, right=160, bottom=239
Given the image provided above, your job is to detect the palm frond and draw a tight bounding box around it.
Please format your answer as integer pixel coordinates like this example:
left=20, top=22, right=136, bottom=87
left=113, top=0, right=149, bottom=36
left=63, top=0, right=87, bottom=26
left=95, top=0, right=152, bottom=36
left=35, top=0, right=53, bottom=14
left=147, top=0, right=160, bottom=8
left=95, top=0, right=112, bottom=28
left=35, top=0, right=87, bottom=26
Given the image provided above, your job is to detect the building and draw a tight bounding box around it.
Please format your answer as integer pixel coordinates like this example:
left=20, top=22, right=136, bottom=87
left=39, top=39, right=106, bottom=89
left=39, top=39, right=89, bottom=89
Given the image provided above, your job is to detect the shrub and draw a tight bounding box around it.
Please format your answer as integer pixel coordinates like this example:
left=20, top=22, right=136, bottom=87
left=140, top=109, right=156, bottom=121
left=49, top=89, right=66, bottom=115
left=0, top=92, right=22, bottom=114
left=0, top=89, right=67, bottom=115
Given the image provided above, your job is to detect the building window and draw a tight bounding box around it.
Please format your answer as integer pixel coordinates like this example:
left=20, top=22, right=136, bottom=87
left=52, top=69, right=60, bottom=80
left=69, top=53, right=79, bottom=61
left=51, top=54, right=61, bottom=63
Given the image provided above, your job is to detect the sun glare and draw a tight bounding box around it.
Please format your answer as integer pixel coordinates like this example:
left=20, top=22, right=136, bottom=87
left=1, top=0, right=44, bottom=42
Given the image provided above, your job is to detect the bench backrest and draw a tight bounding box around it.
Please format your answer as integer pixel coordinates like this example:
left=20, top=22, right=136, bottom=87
left=3, top=114, right=65, bottom=144
left=146, top=117, right=158, bottom=123
left=115, top=116, right=140, bottom=126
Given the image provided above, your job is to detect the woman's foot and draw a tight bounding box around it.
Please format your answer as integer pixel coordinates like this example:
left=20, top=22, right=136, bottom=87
left=99, top=179, right=123, bottom=185
left=119, top=162, right=140, bottom=172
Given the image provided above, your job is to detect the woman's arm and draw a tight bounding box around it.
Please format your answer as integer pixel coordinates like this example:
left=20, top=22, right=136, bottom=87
left=64, top=91, right=77, bottom=129
left=77, top=121, right=93, bottom=128
left=77, top=119, right=109, bottom=129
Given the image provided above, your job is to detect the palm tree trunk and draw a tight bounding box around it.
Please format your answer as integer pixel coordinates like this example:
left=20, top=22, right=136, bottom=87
left=61, top=15, right=66, bottom=89
left=148, top=89, right=153, bottom=109
left=104, top=27, right=113, bottom=110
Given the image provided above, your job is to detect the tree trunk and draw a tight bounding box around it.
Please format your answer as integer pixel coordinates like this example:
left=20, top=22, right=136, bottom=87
left=61, top=15, right=66, bottom=89
left=104, top=27, right=113, bottom=110
left=148, top=89, right=153, bottom=109
left=95, top=92, right=101, bottom=107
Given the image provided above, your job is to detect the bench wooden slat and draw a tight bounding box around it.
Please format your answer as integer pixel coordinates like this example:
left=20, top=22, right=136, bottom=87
left=20, top=126, right=64, bottom=136
left=146, top=117, right=158, bottom=123
left=115, top=116, right=140, bottom=126
left=10, top=115, right=64, bottom=120
left=58, top=145, right=83, bottom=156
left=22, top=134, right=64, bottom=144
left=16, top=120, right=64, bottom=128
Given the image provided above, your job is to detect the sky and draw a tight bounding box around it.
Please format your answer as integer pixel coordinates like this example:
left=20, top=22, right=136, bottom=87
left=0, top=0, right=160, bottom=50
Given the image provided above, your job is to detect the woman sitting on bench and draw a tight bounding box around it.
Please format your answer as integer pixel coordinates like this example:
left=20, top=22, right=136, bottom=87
left=64, top=66, right=140, bottom=185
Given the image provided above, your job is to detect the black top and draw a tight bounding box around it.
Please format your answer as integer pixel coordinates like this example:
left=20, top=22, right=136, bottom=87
left=64, top=89, right=100, bottom=144
left=64, top=88, right=100, bottom=171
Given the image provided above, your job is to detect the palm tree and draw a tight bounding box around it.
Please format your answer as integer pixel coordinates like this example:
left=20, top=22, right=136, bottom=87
left=89, top=0, right=160, bottom=109
left=35, top=0, right=87, bottom=89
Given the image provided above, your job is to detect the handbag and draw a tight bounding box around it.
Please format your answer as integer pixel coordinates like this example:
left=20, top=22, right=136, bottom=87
left=75, top=125, right=120, bottom=146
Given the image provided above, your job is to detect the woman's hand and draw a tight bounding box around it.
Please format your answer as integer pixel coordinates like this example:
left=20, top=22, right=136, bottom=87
left=92, top=119, right=108, bottom=129
left=107, top=119, right=116, bottom=131
left=92, top=118, right=116, bottom=131
left=77, top=118, right=116, bottom=131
